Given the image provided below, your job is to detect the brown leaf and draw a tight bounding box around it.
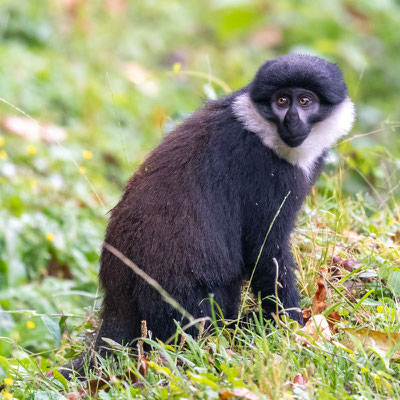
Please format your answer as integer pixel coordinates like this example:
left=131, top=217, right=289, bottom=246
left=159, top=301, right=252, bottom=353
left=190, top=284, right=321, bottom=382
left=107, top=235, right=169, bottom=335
left=219, top=388, right=260, bottom=400
left=320, top=268, right=329, bottom=277
left=292, top=373, right=307, bottom=389
left=311, top=278, right=327, bottom=314
left=394, top=230, right=400, bottom=245
left=328, top=265, right=343, bottom=279
left=232, top=387, right=260, bottom=400
left=295, top=315, right=332, bottom=345
left=48, top=257, right=73, bottom=279
left=78, top=357, right=149, bottom=397
left=342, top=259, right=363, bottom=272
left=343, top=279, right=365, bottom=297
left=121, top=63, right=158, bottom=96
left=344, top=328, right=400, bottom=359
left=138, top=356, right=148, bottom=376
left=85, top=377, right=109, bottom=397
left=302, top=307, right=311, bottom=324
left=2, top=116, right=66, bottom=143
left=345, top=4, right=371, bottom=33
left=250, top=27, right=283, bottom=48
left=327, top=311, right=341, bottom=332
left=314, top=277, right=327, bottom=302
left=151, top=107, right=168, bottom=129
left=65, top=392, right=82, bottom=400
left=219, top=390, right=235, bottom=399
left=60, top=0, right=84, bottom=12
left=106, top=0, right=126, bottom=15
left=158, top=352, right=169, bottom=366
left=342, top=229, right=361, bottom=242
left=332, top=256, right=343, bottom=265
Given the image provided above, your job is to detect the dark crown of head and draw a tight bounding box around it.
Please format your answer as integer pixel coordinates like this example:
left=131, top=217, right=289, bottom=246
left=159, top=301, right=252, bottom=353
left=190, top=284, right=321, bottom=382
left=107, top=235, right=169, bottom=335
left=250, top=54, right=348, bottom=105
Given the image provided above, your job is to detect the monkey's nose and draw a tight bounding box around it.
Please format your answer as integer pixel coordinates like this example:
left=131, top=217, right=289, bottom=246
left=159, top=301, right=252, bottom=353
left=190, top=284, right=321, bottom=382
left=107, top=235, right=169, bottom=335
left=284, top=113, right=301, bottom=134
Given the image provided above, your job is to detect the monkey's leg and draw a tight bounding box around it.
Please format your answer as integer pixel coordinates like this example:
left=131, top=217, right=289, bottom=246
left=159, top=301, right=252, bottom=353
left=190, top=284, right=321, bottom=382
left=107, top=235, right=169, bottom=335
left=135, top=281, right=244, bottom=343
left=134, top=285, right=213, bottom=344
left=208, top=280, right=242, bottom=323
left=95, top=297, right=142, bottom=354
left=58, top=304, right=139, bottom=379
left=250, top=253, right=303, bottom=325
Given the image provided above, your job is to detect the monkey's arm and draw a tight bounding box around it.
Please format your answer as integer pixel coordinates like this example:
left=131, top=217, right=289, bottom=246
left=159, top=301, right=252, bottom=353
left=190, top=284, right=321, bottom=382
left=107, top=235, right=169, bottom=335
left=248, top=245, right=303, bottom=324
left=239, top=152, right=309, bottom=325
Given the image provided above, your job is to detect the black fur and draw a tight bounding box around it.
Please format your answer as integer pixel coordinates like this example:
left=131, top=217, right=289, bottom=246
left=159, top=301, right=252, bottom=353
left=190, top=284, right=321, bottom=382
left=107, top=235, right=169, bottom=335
left=96, top=55, right=346, bottom=350
left=250, top=54, right=347, bottom=105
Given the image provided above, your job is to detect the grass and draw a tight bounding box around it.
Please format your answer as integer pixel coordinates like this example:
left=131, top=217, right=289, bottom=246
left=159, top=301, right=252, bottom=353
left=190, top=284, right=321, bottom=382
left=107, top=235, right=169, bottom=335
left=1, top=1, right=400, bottom=398
left=2, top=188, right=400, bottom=399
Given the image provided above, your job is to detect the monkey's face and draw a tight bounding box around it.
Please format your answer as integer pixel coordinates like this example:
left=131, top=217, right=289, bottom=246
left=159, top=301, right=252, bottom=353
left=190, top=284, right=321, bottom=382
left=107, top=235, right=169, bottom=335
left=270, top=88, right=326, bottom=148
left=233, top=55, right=355, bottom=175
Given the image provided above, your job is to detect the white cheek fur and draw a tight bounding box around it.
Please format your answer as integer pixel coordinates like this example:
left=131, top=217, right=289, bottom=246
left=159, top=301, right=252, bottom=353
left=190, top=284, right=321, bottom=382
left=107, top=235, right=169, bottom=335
left=232, top=93, right=355, bottom=177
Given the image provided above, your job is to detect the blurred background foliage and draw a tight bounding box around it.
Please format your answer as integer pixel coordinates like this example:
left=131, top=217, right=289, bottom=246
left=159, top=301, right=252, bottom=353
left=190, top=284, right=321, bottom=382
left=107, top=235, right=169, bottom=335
left=0, top=0, right=399, bottom=358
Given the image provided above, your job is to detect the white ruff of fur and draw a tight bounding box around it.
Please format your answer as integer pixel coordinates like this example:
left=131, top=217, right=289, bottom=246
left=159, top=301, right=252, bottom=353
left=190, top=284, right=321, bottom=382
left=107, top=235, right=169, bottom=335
left=232, top=93, right=355, bottom=176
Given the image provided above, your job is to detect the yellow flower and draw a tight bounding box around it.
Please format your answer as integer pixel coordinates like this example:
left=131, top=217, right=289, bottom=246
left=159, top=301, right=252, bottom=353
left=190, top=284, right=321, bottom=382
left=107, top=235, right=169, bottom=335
left=27, top=145, right=37, bottom=155
left=46, top=232, right=55, bottom=242
left=0, top=137, right=4, bottom=146
left=172, top=62, right=181, bottom=72
left=0, top=150, right=7, bottom=160
left=27, top=320, right=35, bottom=329
left=3, top=391, right=12, bottom=400
left=29, top=180, right=37, bottom=189
left=4, top=378, right=13, bottom=386
left=78, top=166, right=86, bottom=174
left=82, top=150, right=93, bottom=160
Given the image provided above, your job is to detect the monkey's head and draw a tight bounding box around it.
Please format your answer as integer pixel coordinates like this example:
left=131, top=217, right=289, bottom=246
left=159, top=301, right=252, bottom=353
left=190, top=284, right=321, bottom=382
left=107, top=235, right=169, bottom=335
left=233, top=54, right=355, bottom=174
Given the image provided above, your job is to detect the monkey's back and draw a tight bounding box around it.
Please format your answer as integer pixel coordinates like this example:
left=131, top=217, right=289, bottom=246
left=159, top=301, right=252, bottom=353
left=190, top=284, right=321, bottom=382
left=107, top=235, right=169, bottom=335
left=98, top=98, right=319, bottom=343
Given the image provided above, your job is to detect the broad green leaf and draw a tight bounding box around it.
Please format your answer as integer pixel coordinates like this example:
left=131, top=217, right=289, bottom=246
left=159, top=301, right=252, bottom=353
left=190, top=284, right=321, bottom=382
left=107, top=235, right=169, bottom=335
left=387, top=271, right=400, bottom=297
left=52, top=369, right=69, bottom=392
left=40, top=315, right=61, bottom=345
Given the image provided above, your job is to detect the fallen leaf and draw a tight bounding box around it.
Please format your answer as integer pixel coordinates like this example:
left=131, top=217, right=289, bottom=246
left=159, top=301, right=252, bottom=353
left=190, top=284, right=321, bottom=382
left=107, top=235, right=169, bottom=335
left=138, top=356, right=149, bottom=376
left=219, top=390, right=235, bottom=399
left=48, top=257, right=73, bottom=279
left=343, top=328, right=400, bottom=359
left=232, top=387, right=259, bottom=400
left=320, top=268, right=329, bottom=277
left=345, top=4, right=371, bottom=33
left=219, top=387, right=259, bottom=400
left=106, top=0, right=126, bottom=15
left=326, top=310, right=341, bottom=332
left=342, top=229, right=361, bottom=241
left=68, top=356, right=149, bottom=398
left=342, top=259, right=363, bottom=272
left=2, top=116, right=66, bottom=143
left=328, top=264, right=343, bottom=279
left=250, top=26, right=283, bottom=48
left=295, top=315, right=332, bottom=345
left=65, top=392, right=81, bottom=400
left=311, top=278, right=327, bottom=314
left=302, top=307, right=311, bottom=324
left=332, top=256, right=343, bottom=265
left=60, top=0, right=83, bottom=11
left=343, top=279, right=365, bottom=297
left=121, top=62, right=159, bottom=96
left=292, top=373, right=307, bottom=389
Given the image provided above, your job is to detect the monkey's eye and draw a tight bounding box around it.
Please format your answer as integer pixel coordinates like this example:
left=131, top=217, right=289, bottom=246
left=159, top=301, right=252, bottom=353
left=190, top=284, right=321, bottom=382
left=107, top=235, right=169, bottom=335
left=299, top=97, right=312, bottom=106
left=277, top=97, right=288, bottom=106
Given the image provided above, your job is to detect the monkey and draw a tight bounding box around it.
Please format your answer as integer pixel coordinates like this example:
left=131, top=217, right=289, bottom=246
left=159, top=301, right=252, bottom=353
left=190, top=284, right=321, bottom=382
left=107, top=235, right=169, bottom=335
left=96, top=54, right=355, bottom=350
